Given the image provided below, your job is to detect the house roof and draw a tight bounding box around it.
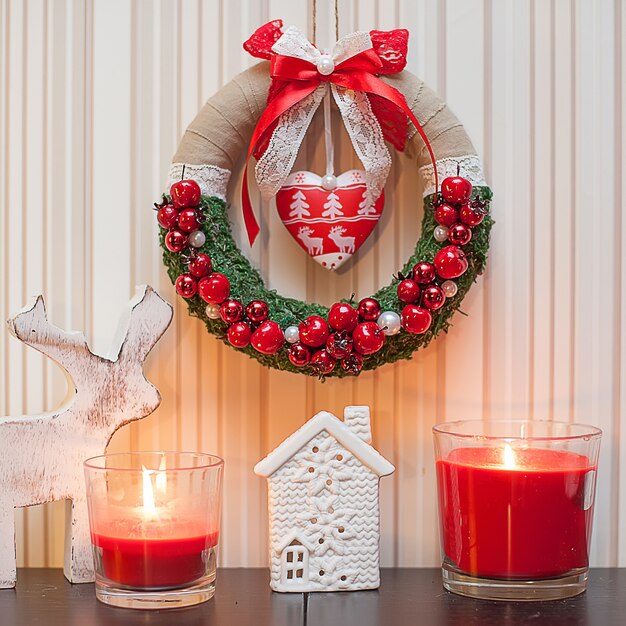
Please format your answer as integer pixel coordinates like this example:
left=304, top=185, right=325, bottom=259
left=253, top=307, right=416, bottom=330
left=254, top=410, right=395, bottom=477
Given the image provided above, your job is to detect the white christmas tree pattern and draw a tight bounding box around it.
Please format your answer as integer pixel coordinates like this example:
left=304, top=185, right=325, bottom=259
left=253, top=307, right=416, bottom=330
left=322, top=190, right=344, bottom=219
left=289, top=189, right=311, bottom=218
left=357, top=189, right=377, bottom=215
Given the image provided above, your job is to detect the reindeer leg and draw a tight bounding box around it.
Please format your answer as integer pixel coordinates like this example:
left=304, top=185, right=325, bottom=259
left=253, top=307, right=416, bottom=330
left=0, top=506, right=17, bottom=588
left=63, top=497, right=94, bottom=583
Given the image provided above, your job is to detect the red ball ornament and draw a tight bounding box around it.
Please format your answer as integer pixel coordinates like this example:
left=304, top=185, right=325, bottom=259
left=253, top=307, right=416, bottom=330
left=448, top=223, right=472, bottom=246
left=441, top=176, right=473, bottom=205
left=157, top=204, right=178, bottom=229
left=401, top=305, right=432, bottom=334
left=246, top=300, right=270, bottom=324
left=326, top=333, right=353, bottom=360
left=459, top=202, right=485, bottom=226
left=251, top=320, right=285, bottom=355
left=434, top=245, right=469, bottom=279
left=358, top=298, right=381, bottom=321
left=422, top=285, right=446, bottom=310
left=198, top=272, right=230, bottom=304
left=341, top=352, right=364, bottom=375
left=299, top=316, right=330, bottom=348
left=227, top=322, right=252, bottom=348
left=188, top=253, right=212, bottom=277
left=170, top=179, right=201, bottom=209
left=352, top=322, right=385, bottom=355
left=328, top=302, right=359, bottom=332
left=434, top=203, right=459, bottom=227
left=220, top=299, right=244, bottom=324
left=412, top=261, right=436, bottom=285
left=175, top=273, right=197, bottom=299
left=289, top=343, right=311, bottom=367
left=397, top=278, right=421, bottom=303
left=165, top=229, right=188, bottom=253
left=310, top=350, right=336, bottom=376
left=177, top=208, right=201, bottom=233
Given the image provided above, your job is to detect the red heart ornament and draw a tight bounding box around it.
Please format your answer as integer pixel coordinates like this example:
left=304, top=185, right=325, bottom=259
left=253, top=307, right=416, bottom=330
left=275, top=170, right=385, bottom=270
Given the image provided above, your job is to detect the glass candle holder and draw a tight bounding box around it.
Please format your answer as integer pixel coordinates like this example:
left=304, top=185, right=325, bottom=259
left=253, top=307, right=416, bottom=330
left=84, top=451, right=223, bottom=610
left=433, top=420, right=601, bottom=601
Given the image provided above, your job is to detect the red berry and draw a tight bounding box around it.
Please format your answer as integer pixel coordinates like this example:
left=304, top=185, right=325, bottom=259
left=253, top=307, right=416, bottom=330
left=289, top=343, right=311, bottom=367
left=188, top=253, right=212, bottom=277
left=459, top=202, right=485, bottom=226
left=251, top=321, right=284, bottom=355
left=352, top=322, right=385, bottom=355
left=157, top=204, right=178, bottom=229
left=434, top=203, right=459, bottom=227
left=299, top=316, right=330, bottom=348
left=177, top=208, right=201, bottom=233
left=422, top=285, right=446, bottom=310
left=228, top=322, right=252, bottom=348
left=357, top=298, right=381, bottom=321
left=328, top=302, right=359, bottom=332
left=175, top=273, right=197, bottom=299
left=397, top=278, right=420, bottom=303
left=441, top=176, right=472, bottom=205
left=165, top=229, right=188, bottom=253
left=197, top=273, right=230, bottom=304
left=412, top=262, right=436, bottom=285
left=220, top=299, right=244, bottom=324
left=246, top=300, right=270, bottom=324
left=434, top=245, right=469, bottom=279
left=448, top=223, right=472, bottom=246
left=401, top=305, right=432, bottom=334
left=310, top=350, right=336, bottom=375
left=326, top=333, right=353, bottom=359
left=341, top=352, right=364, bottom=375
left=170, top=179, right=201, bottom=209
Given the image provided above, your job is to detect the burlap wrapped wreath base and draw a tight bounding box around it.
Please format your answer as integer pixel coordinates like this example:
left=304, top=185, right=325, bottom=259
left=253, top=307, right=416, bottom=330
left=159, top=62, right=493, bottom=377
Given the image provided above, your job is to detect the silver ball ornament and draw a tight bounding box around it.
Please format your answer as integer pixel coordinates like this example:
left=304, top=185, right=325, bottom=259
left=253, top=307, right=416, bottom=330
left=189, top=230, right=206, bottom=248
left=434, top=225, right=449, bottom=242
left=441, top=280, right=458, bottom=298
left=377, top=311, right=402, bottom=336
left=284, top=325, right=300, bottom=344
left=205, top=303, right=221, bottom=319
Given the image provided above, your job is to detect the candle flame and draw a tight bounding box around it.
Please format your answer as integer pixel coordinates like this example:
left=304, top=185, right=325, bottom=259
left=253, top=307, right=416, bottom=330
left=155, top=456, right=167, bottom=494
left=142, top=465, right=158, bottom=519
left=503, top=443, right=517, bottom=469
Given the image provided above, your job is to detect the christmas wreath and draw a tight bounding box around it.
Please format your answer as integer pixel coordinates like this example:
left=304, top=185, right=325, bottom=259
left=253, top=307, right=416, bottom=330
left=155, top=21, right=493, bottom=378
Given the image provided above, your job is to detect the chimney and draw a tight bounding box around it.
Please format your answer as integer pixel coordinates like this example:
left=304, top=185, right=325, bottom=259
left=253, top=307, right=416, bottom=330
left=343, top=406, right=372, bottom=443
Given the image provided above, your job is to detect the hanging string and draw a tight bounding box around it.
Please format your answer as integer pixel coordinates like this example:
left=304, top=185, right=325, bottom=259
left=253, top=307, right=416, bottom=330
left=311, top=0, right=339, bottom=45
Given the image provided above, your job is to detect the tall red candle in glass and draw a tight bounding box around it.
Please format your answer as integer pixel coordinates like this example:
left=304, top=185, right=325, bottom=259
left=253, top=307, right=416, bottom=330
left=84, top=452, right=223, bottom=610
left=433, top=420, right=601, bottom=601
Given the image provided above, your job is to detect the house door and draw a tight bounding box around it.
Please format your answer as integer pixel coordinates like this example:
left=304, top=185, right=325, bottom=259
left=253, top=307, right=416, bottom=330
left=280, top=540, right=309, bottom=586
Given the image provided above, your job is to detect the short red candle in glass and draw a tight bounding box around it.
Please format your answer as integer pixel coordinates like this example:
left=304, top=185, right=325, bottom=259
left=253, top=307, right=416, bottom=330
left=433, top=420, right=601, bottom=601
left=84, top=452, right=223, bottom=610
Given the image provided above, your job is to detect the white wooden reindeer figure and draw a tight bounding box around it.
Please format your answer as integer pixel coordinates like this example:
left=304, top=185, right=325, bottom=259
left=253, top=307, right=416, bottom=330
left=0, top=285, right=173, bottom=588
left=297, top=226, right=324, bottom=256
left=328, top=226, right=355, bottom=254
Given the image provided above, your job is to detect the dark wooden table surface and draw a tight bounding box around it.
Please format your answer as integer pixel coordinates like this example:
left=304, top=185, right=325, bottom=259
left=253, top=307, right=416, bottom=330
left=2, top=568, right=624, bottom=625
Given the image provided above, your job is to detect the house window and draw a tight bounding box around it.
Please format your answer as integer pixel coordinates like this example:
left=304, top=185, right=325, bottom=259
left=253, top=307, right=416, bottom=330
left=281, top=540, right=309, bottom=586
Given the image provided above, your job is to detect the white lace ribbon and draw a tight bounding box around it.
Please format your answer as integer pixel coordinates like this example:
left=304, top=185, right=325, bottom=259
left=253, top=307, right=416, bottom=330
left=254, top=26, right=392, bottom=205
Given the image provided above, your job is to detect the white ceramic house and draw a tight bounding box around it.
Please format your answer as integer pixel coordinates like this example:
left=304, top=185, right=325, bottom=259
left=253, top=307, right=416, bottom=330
left=254, top=406, right=395, bottom=592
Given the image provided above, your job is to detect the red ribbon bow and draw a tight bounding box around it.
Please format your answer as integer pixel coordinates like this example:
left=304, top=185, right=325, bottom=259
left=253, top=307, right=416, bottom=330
left=242, top=21, right=438, bottom=246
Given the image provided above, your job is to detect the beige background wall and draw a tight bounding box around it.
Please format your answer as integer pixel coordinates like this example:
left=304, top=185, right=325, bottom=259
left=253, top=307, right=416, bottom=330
left=1, top=0, right=625, bottom=568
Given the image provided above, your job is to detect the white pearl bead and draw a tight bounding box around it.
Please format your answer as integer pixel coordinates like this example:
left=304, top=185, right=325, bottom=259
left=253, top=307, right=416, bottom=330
left=189, top=230, right=206, bottom=248
left=321, top=174, right=338, bottom=190
left=441, top=280, right=458, bottom=298
left=316, top=55, right=335, bottom=76
left=434, top=225, right=449, bottom=242
left=377, top=311, right=402, bottom=336
left=284, top=325, right=300, bottom=344
left=205, top=303, right=221, bottom=319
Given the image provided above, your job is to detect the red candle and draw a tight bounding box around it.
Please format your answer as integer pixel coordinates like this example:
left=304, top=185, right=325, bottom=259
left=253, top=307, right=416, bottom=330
left=91, top=523, right=219, bottom=589
left=436, top=446, right=595, bottom=579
